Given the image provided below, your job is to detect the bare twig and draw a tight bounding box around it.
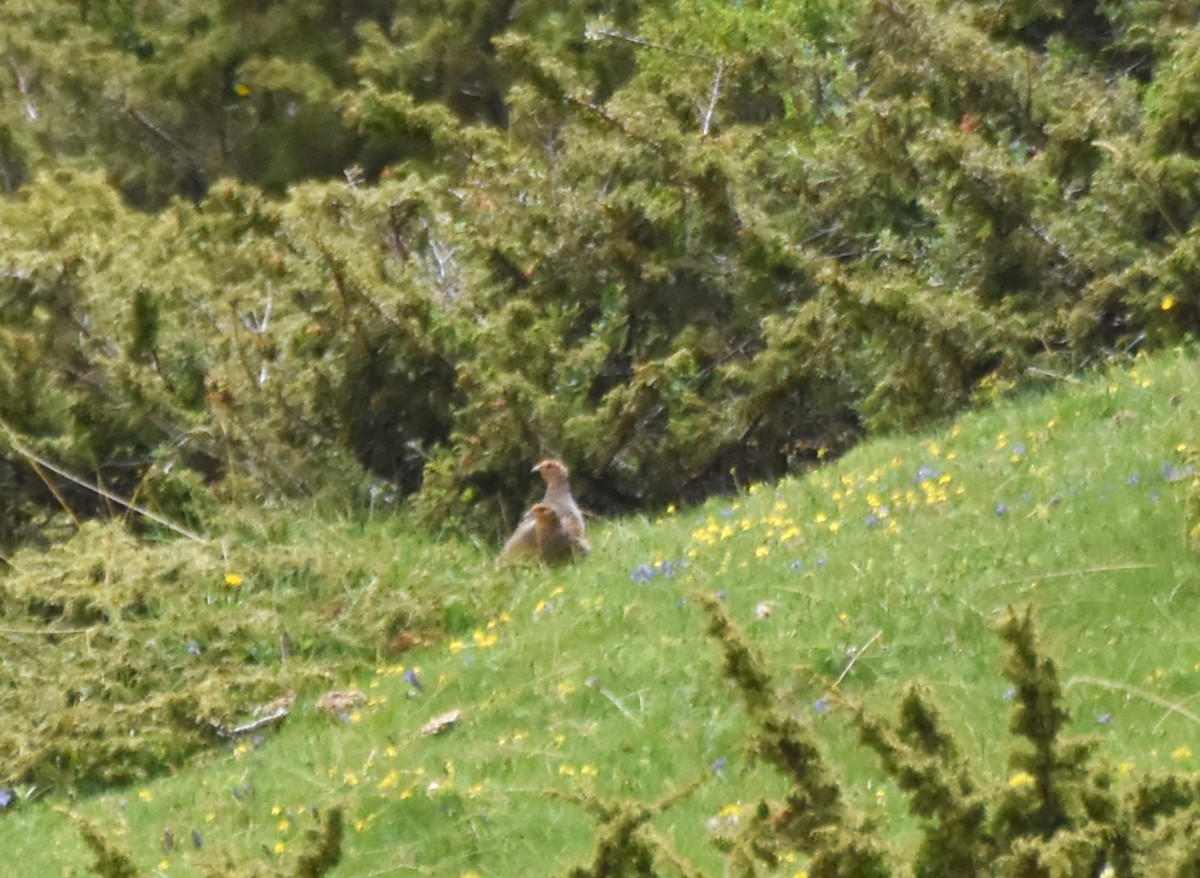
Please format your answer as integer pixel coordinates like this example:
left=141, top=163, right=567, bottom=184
left=1153, top=692, right=1200, bottom=734
left=207, top=706, right=291, bottom=739
left=26, top=454, right=84, bottom=529
left=6, top=57, right=38, bottom=121
left=584, top=26, right=715, bottom=61
left=833, top=629, right=883, bottom=689
left=127, top=107, right=192, bottom=155
left=1094, top=140, right=1184, bottom=237
left=701, top=60, right=724, bottom=137
left=1026, top=366, right=1082, bottom=384
left=0, top=416, right=208, bottom=544
left=596, top=685, right=644, bottom=727
left=982, top=563, right=1155, bottom=591
left=1066, top=675, right=1200, bottom=729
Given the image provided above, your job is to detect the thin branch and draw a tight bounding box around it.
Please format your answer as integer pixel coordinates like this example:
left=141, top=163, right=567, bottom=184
left=1066, top=675, right=1200, bottom=729
left=0, top=416, right=208, bottom=544
left=982, top=563, right=1155, bottom=591
left=584, top=26, right=716, bottom=62
left=206, top=706, right=291, bottom=739
left=127, top=107, right=192, bottom=156
left=6, top=57, right=38, bottom=121
left=1094, top=140, right=1184, bottom=237
left=595, top=685, right=644, bottom=727
left=833, top=629, right=883, bottom=689
left=26, top=455, right=84, bottom=529
left=1026, top=366, right=1082, bottom=384
left=701, top=60, right=724, bottom=137
left=1153, top=692, right=1200, bottom=734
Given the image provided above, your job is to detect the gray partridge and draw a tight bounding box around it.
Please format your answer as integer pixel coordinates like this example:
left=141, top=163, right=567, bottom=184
left=498, top=459, right=589, bottom=565
left=498, top=511, right=540, bottom=564
left=498, top=502, right=589, bottom=565
left=530, top=502, right=589, bottom=565
left=532, top=458, right=586, bottom=542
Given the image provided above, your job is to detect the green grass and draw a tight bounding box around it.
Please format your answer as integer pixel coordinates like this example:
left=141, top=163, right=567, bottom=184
left=2, top=348, right=1199, bottom=876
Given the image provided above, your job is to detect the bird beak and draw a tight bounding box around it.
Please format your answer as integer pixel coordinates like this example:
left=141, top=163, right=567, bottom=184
left=531, top=462, right=543, bottom=473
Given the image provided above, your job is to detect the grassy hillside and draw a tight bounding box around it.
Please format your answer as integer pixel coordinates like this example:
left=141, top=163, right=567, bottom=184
left=1, top=348, right=1198, bottom=876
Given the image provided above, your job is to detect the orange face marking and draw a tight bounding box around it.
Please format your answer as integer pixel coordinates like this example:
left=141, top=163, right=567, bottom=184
left=533, top=459, right=569, bottom=478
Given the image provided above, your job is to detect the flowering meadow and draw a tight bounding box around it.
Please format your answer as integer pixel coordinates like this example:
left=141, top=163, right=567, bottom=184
left=1, top=348, right=1198, bottom=875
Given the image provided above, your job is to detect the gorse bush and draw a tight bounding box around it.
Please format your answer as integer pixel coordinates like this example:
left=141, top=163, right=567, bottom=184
left=0, top=512, right=484, bottom=793
left=3, top=0, right=1200, bottom=550
left=70, top=807, right=344, bottom=878
left=649, top=600, right=1200, bottom=877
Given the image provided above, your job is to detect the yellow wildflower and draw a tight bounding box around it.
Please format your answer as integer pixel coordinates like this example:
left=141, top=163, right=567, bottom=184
left=1008, top=771, right=1036, bottom=789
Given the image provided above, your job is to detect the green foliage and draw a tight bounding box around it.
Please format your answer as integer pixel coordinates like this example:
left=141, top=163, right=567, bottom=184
left=0, top=346, right=1196, bottom=875
left=699, top=598, right=1200, bottom=877
left=4, top=0, right=1200, bottom=550
left=72, top=811, right=141, bottom=878
left=563, top=790, right=706, bottom=878
left=292, top=807, right=344, bottom=878
left=69, top=805, right=344, bottom=878
left=0, top=168, right=468, bottom=547
left=703, top=595, right=890, bottom=878
left=0, top=510, right=486, bottom=793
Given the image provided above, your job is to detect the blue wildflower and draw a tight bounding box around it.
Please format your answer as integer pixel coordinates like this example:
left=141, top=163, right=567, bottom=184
left=813, top=698, right=830, bottom=714
left=1161, top=462, right=1194, bottom=483
left=995, top=502, right=1008, bottom=516
left=630, top=564, right=656, bottom=584
left=916, top=465, right=940, bottom=483
left=711, top=757, right=728, bottom=779
left=404, top=667, right=424, bottom=691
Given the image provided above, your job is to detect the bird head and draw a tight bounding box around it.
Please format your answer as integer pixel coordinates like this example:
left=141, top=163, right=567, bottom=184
left=532, top=459, right=569, bottom=483
left=529, top=502, right=561, bottom=526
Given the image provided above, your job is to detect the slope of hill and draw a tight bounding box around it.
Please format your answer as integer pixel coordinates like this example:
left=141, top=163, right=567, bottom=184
left=0, top=347, right=1197, bottom=876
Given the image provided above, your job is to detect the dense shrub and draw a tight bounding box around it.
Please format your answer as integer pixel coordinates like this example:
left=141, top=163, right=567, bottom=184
left=661, top=600, right=1200, bottom=877
left=2, top=0, right=1200, bottom=548
left=0, top=514, right=469, bottom=793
